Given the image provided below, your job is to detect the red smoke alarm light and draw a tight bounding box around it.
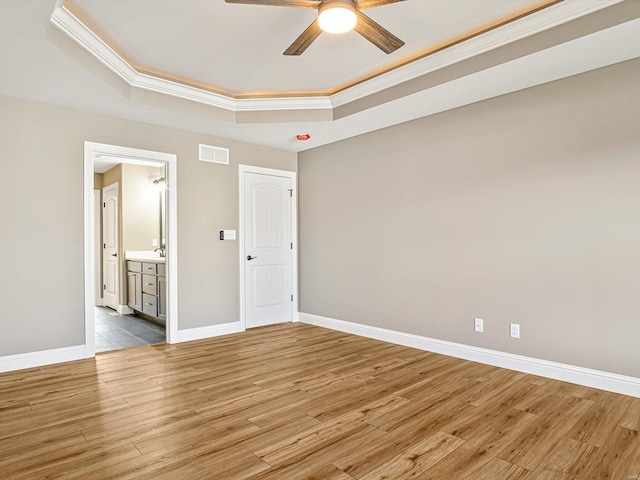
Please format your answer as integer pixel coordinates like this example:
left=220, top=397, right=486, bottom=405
left=296, top=134, right=311, bottom=141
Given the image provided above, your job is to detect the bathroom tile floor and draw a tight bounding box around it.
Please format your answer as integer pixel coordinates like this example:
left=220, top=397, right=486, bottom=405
left=95, top=307, right=166, bottom=353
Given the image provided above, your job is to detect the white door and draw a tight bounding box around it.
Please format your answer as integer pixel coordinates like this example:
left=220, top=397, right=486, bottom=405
left=102, top=183, right=119, bottom=311
left=244, top=171, right=293, bottom=328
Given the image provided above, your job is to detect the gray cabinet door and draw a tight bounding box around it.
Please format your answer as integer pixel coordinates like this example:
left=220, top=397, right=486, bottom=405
left=157, top=276, right=167, bottom=321
left=142, top=274, right=157, bottom=295
left=142, top=293, right=157, bottom=317
left=127, top=272, right=142, bottom=311
left=142, top=263, right=157, bottom=275
left=127, top=261, right=142, bottom=273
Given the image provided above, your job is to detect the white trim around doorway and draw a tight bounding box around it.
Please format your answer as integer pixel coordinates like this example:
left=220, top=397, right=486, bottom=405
left=83, top=142, right=178, bottom=357
left=93, top=189, right=103, bottom=307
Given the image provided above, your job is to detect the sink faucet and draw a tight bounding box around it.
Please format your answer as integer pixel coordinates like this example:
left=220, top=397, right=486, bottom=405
left=154, top=247, right=166, bottom=258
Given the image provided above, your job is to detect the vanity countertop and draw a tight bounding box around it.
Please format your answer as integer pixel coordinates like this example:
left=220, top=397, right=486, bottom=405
left=126, top=257, right=165, bottom=264
left=125, top=251, right=166, bottom=263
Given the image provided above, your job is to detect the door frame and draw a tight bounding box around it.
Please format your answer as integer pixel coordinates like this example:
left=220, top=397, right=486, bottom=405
left=93, top=189, right=102, bottom=306
left=239, top=164, right=298, bottom=330
left=102, top=182, right=119, bottom=311
left=83, top=142, right=178, bottom=358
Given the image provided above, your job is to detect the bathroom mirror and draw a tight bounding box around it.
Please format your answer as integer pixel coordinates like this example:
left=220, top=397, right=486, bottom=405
left=160, top=182, right=166, bottom=250
left=153, top=174, right=166, bottom=254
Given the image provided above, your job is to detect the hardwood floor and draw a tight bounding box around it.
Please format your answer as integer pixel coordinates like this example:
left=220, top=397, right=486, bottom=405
left=0, top=323, right=638, bottom=479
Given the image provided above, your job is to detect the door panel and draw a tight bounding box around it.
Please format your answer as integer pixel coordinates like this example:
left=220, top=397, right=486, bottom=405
left=106, top=261, right=117, bottom=298
left=253, top=264, right=284, bottom=308
left=244, top=172, right=292, bottom=328
left=253, top=185, right=284, bottom=249
left=103, top=183, right=119, bottom=310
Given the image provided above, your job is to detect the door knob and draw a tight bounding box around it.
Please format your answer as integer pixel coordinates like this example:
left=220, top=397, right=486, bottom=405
left=111, top=253, right=117, bottom=257
left=247, top=255, right=258, bottom=261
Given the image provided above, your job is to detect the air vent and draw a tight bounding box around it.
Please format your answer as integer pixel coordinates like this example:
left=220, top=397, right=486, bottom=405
left=199, top=144, right=229, bottom=165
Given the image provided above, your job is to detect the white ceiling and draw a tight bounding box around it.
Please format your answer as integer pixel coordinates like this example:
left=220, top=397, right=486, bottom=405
left=1, top=0, right=639, bottom=154
left=64, top=0, right=537, bottom=95
left=94, top=157, right=165, bottom=174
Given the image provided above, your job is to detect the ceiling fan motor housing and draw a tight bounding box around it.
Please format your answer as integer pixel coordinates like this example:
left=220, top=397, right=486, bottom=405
left=318, top=0, right=358, bottom=34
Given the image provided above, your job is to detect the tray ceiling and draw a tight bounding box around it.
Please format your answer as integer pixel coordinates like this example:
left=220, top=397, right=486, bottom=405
left=64, top=0, right=556, bottom=97
left=1, top=0, right=638, bottom=153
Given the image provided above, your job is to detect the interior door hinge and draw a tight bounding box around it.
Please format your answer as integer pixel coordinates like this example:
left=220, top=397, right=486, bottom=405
left=290, top=242, right=293, bottom=250
left=103, top=202, right=106, bottom=208
left=288, top=189, right=293, bottom=198
left=291, top=294, right=293, bottom=302
left=103, top=284, right=106, bottom=290
left=103, top=243, right=106, bottom=249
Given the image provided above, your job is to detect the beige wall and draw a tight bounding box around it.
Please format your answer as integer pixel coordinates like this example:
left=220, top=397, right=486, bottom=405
left=102, top=165, right=121, bottom=188
left=0, top=95, right=295, bottom=356
left=93, top=173, right=103, bottom=190
left=298, top=58, right=640, bottom=378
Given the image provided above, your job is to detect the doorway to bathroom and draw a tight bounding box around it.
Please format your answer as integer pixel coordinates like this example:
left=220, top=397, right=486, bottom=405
left=83, top=142, right=178, bottom=357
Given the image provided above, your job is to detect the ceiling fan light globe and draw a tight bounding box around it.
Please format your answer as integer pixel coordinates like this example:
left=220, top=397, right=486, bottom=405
left=318, top=4, right=357, bottom=34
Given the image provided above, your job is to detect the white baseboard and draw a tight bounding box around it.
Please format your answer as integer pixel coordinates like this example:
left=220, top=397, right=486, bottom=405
left=172, top=321, right=244, bottom=344
left=0, top=345, right=86, bottom=374
left=299, top=312, right=640, bottom=398
left=117, top=304, right=134, bottom=315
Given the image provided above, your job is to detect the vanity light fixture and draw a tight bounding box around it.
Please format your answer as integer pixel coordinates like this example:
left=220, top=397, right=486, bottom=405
left=153, top=177, right=166, bottom=191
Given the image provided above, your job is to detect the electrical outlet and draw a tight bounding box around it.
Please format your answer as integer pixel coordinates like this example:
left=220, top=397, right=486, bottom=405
left=510, top=323, right=520, bottom=339
left=474, top=318, right=484, bottom=333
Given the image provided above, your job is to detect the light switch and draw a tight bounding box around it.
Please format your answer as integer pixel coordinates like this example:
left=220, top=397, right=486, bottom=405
left=220, top=230, right=236, bottom=240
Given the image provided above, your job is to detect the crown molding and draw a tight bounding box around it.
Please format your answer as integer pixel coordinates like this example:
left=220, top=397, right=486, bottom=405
left=330, top=0, right=623, bottom=107
left=50, top=0, right=623, bottom=114
left=235, top=96, right=333, bottom=111
left=49, top=6, right=331, bottom=112
left=50, top=6, right=138, bottom=86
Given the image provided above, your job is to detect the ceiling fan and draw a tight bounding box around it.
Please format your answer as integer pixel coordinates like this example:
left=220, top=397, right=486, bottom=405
left=225, top=0, right=405, bottom=56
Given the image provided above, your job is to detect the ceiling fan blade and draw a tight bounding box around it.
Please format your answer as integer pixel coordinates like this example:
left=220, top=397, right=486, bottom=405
left=356, top=0, right=404, bottom=9
left=283, top=20, right=322, bottom=56
left=354, top=11, right=404, bottom=54
left=225, top=0, right=320, bottom=8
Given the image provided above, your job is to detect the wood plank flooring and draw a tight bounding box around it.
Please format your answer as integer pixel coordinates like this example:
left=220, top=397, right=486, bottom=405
left=0, top=323, right=638, bottom=479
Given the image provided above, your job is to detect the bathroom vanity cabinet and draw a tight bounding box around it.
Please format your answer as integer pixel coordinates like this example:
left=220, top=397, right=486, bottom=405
left=126, top=260, right=166, bottom=322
